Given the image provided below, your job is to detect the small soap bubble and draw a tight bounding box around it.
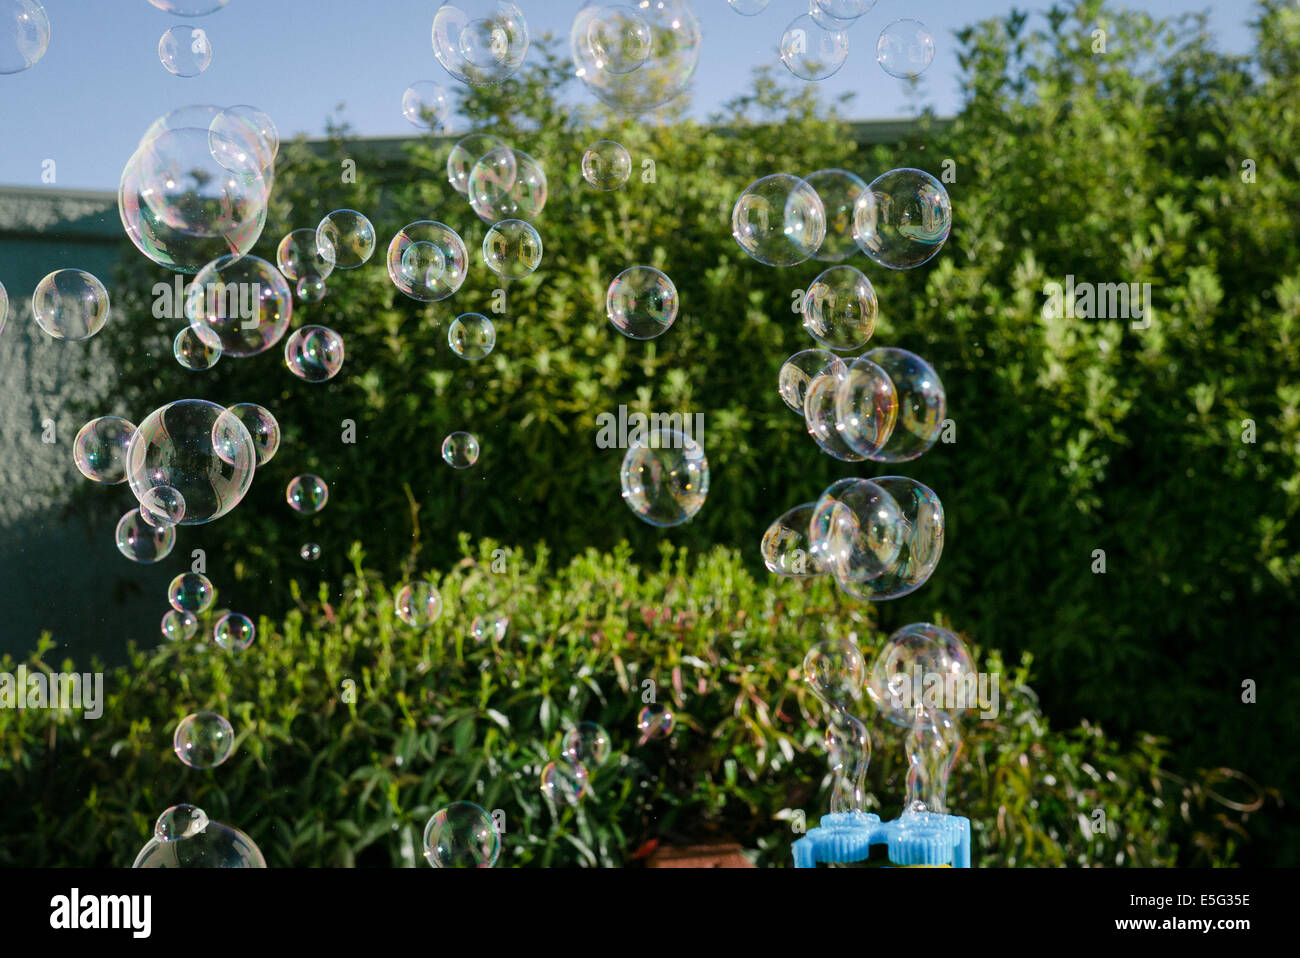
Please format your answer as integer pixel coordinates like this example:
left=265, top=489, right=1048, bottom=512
left=286, top=474, right=329, bottom=514
left=470, top=614, right=508, bottom=642
left=761, top=502, right=827, bottom=578
left=778, top=350, right=842, bottom=414
left=432, top=1, right=530, bottom=87
left=606, top=266, right=678, bottom=340
left=395, top=581, right=443, bottom=627
left=116, top=508, right=177, bottom=564
left=447, top=134, right=511, bottom=195
left=877, top=18, right=935, bottom=79
left=401, top=80, right=452, bottom=129
left=636, top=704, right=675, bottom=742
left=316, top=209, right=376, bottom=269
left=732, top=175, right=825, bottom=268
left=168, top=572, right=215, bottom=614
left=226, top=403, right=280, bottom=466
left=296, top=276, right=325, bottom=302
left=388, top=221, right=468, bottom=302
left=0, top=0, right=51, bottom=75
left=140, top=485, right=186, bottom=528
left=562, top=722, right=611, bottom=769
left=300, top=542, right=321, bottom=562
left=174, top=326, right=221, bottom=371
left=468, top=148, right=547, bottom=223
left=162, top=609, right=198, bottom=642
left=213, top=612, right=256, bottom=651
left=284, top=325, right=345, bottom=382
left=780, top=14, right=849, bottom=82
left=423, top=802, right=500, bottom=867
left=540, top=760, right=589, bottom=805
left=158, top=25, right=212, bottom=77
left=73, top=416, right=136, bottom=484
left=155, top=804, right=209, bottom=842
left=482, top=219, right=542, bottom=280
left=620, top=428, right=709, bottom=527
left=853, top=167, right=951, bottom=270
left=442, top=431, right=480, bottom=469
left=582, top=140, right=632, bottom=191
left=173, top=711, right=235, bottom=770
left=0, top=279, right=8, bottom=334
left=186, top=254, right=294, bottom=357
left=801, top=265, right=878, bottom=351
left=32, top=269, right=111, bottom=341
left=448, top=313, right=496, bottom=360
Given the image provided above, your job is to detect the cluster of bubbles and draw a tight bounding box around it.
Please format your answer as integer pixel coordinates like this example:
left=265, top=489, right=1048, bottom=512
left=134, top=803, right=266, bottom=869
left=570, top=2, right=702, bottom=113
left=423, top=802, right=500, bottom=867
left=619, top=426, right=710, bottom=528
left=541, top=721, right=611, bottom=807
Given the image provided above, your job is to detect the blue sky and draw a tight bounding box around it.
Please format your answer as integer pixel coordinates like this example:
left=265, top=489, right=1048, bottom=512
left=0, top=0, right=1255, bottom=191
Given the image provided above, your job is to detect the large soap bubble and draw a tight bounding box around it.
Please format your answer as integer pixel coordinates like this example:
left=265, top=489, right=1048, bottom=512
left=867, top=623, right=973, bottom=727
left=803, top=362, right=865, bottom=462
left=468, top=147, right=547, bottom=223
left=761, top=502, right=827, bottom=578
left=620, top=427, right=709, bottom=527
left=833, top=355, right=898, bottom=458
left=835, top=476, right=943, bottom=601
left=732, top=174, right=825, bottom=268
left=877, top=18, right=935, bottom=79
left=861, top=347, right=946, bottom=461
left=388, top=221, right=468, bottom=301
left=809, top=478, right=906, bottom=583
left=447, top=133, right=511, bottom=195
left=778, top=349, right=842, bottom=414
left=424, top=802, right=500, bottom=868
left=571, top=1, right=702, bottom=113
left=805, top=168, right=868, bottom=262
left=853, top=168, right=951, bottom=270
left=32, top=269, right=110, bottom=341
left=74, top=416, right=135, bottom=483
left=0, top=0, right=50, bottom=75
left=173, top=710, right=235, bottom=769
left=186, top=254, right=293, bottom=356
left=432, top=1, right=529, bottom=87
left=133, top=819, right=265, bottom=868
left=801, top=265, right=877, bottom=351
left=606, top=266, right=678, bottom=340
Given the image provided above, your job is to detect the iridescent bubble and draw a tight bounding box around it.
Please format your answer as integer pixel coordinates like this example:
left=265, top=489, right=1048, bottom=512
left=168, top=572, right=215, bottom=614
left=571, top=1, right=701, bottom=113
left=877, top=18, right=935, bottom=79
left=296, top=276, right=325, bottom=302
left=73, top=416, right=136, bottom=484
left=835, top=476, right=943, bottom=602
left=0, top=279, right=8, bottom=334
left=284, top=325, right=345, bottom=382
left=173, top=710, right=235, bottom=769
left=811, top=0, right=875, bottom=29
left=805, top=168, right=869, bottom=262
left=778, top=350, right=842, bottom=414
left=482, top=219, right=542, bottom=280
left=423, top=802, right=500, bottom=868
left=162, top=609, right=198, bottom=642
left=388, top=221, right=467, bottom=302
left=833, top=355, right=898, bottom=458
left=159, top=25, right=212, bottom=77
left=732, top=174, right=825, bottom=268
left=470, top=614, right=508, bottom=642
left=803, top=363, right=865, bottom=462
left=213, top=612, right=255, bottom=651
left=802, top=265, right=877, bottom=351
left=395, top=581, right=443, bottom=627
left=286, top=474, right=329, bottom=514
left=448, top=312, right=496, bottom=360
left=540, top=760, right=588, bottom=804
left=316, top=209, right=375, bottom=270
left=809, top=478, right=906, bottom=583
left=562, top=721, right=611, bottom=768
left=276, top=229, right=336, bottom=284
left=226, top=403, right=280, bottom=465
left=468, top=148, right=547, bottom=223
left=116, top=508, right=177, bottom=564
left=146, top=0, right=229, bottom=15
left=606, top=266, right=677, bottom=341
left=853, top=168, right=951, bottom=270
left=620, top=427, right=709, bottom=527
left=862, top=347, right=946, bottom=461
left=401, top=80, right=452, bottom=129
left=210, top=105, right=278, bottom=175
left=866, top=622, right=973, bottom=727
left=174, top=326, right=221, bottom=370
left=441, top=431, right=480, bottom=469
left=761, top=502, right=827, bottom=578
left=582, top=139, right=632, bottom=191
left=780, top=14, right=849, bottom=82
left=31, top=269, right=110, bottom=341
left=126, top=399, right=256, bottom=524
left=155, top=804, right=209, bottom=842
left=140, top=485, right=186, bottom=528
left=0, top=0, right=50, bottom=75
left=133, top=819, right=265, bottom=868
left=727, top=0, right=770, bottom=14
left=432, top=1, right=529, bottom=87
left=184, top=254, right=292, bottom=357
left=636, top=704, right=675, bottom=742
left=447, top=133, right=511, bottom=195
left=300, top=542, right=321, bottom=562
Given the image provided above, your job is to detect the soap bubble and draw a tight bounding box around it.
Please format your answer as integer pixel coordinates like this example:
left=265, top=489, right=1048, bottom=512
left=146, top=0, right=229, bottom=15
left=571, top=1, right=701, bottom=113
left=316, top=209, right=375, bottom=270
left=185, top=254, right=292, bottom=357
left=861, top=347, right=946, bottom=461
left=169, top=572, right=215, bottom=614
left=401, top=80, right=451, bottom=129
left=470, top=614, right=508, bottom=642
left=761, top=502, right=827, bottom=578
left=140, top=485, right=186, bottom=528
left=395, top=581, right=443, bottom=627
left=809, top=478, right=906, bottom=583
left=867, top=622, right=972, bottom=726
left=540, top=760, right=588, bottom=804
left=442, top=431, right=480, bottom=468
left=805, top=168, right=868, bottom=262
left=728, top=0, right=770, bottom=14
left=174, top=326, right=220, bottom=370
left=226, top=403, right=280, bottom=465
left=620, top=428, right=709, bottom=527
left=159, top=25, right=212, bottom=77
left=432, top=0, right=529, bottom=86
left=482, top=219, right=542, bottom=279
left=811, top=0, right=875, bottom=28
left=636, top=704, right=675, bottom=742
left=780, top=14, right=849, bottom=82
left=31, top=269, right=110, bottom=341
left=388, top=221, right=467, bottom=301
left=276, top=229, right=335, bottom=284
left=284, top=325, right=345, bottom=382
left=801, top=265, right=877, bottom=351
left=0, top=279, right=7, bottom=333
left=133, top=819, right=265, bottom=868
left=210, top=105, right=278, bottom=175
left=447, top=133, right=511, bottom=195
left=562, top=721, right=611, bottom=768
left=803, top=639, right=866, bottom=712
left=161, top=609, right=198, bottom=641
left=877, top=19, right=934, bottom=79
left=296, top=276, right=325, bottom=302
left=732, top=174, right=825, bottom=268
left=116, top=508, right=177, bottom=564
left=468, top=147, right=547, bottom=223
left=0, top=0, right=49, bottom=75
left=835, top=476, right=943, bottom=601
left=448, top=312, right=496, bottom=360
left=803, top=363, right=865, bottom=462
left=173, top=710, right=235, bottom=769
left=126, top=399, right=256, bottom=524
left=73, top=416, right=135, bottom=484
left=833, top=355, right=899, bottom=458
left=778, top=350, right=842, bottom=414
left=606, top=266, right=677, bottom=340
left=213, top=612, right=255, bottom=651
left=582, top=139, right=632, bottom=191
left=853, top=168, right=951, bottom=270
left=155, top=804, right=209, bottom=842
left=300, top=542, right=321, bottom=561
left=423, top=802, right=500, bottom=867
left=286, top=474, right=329, bottom=514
